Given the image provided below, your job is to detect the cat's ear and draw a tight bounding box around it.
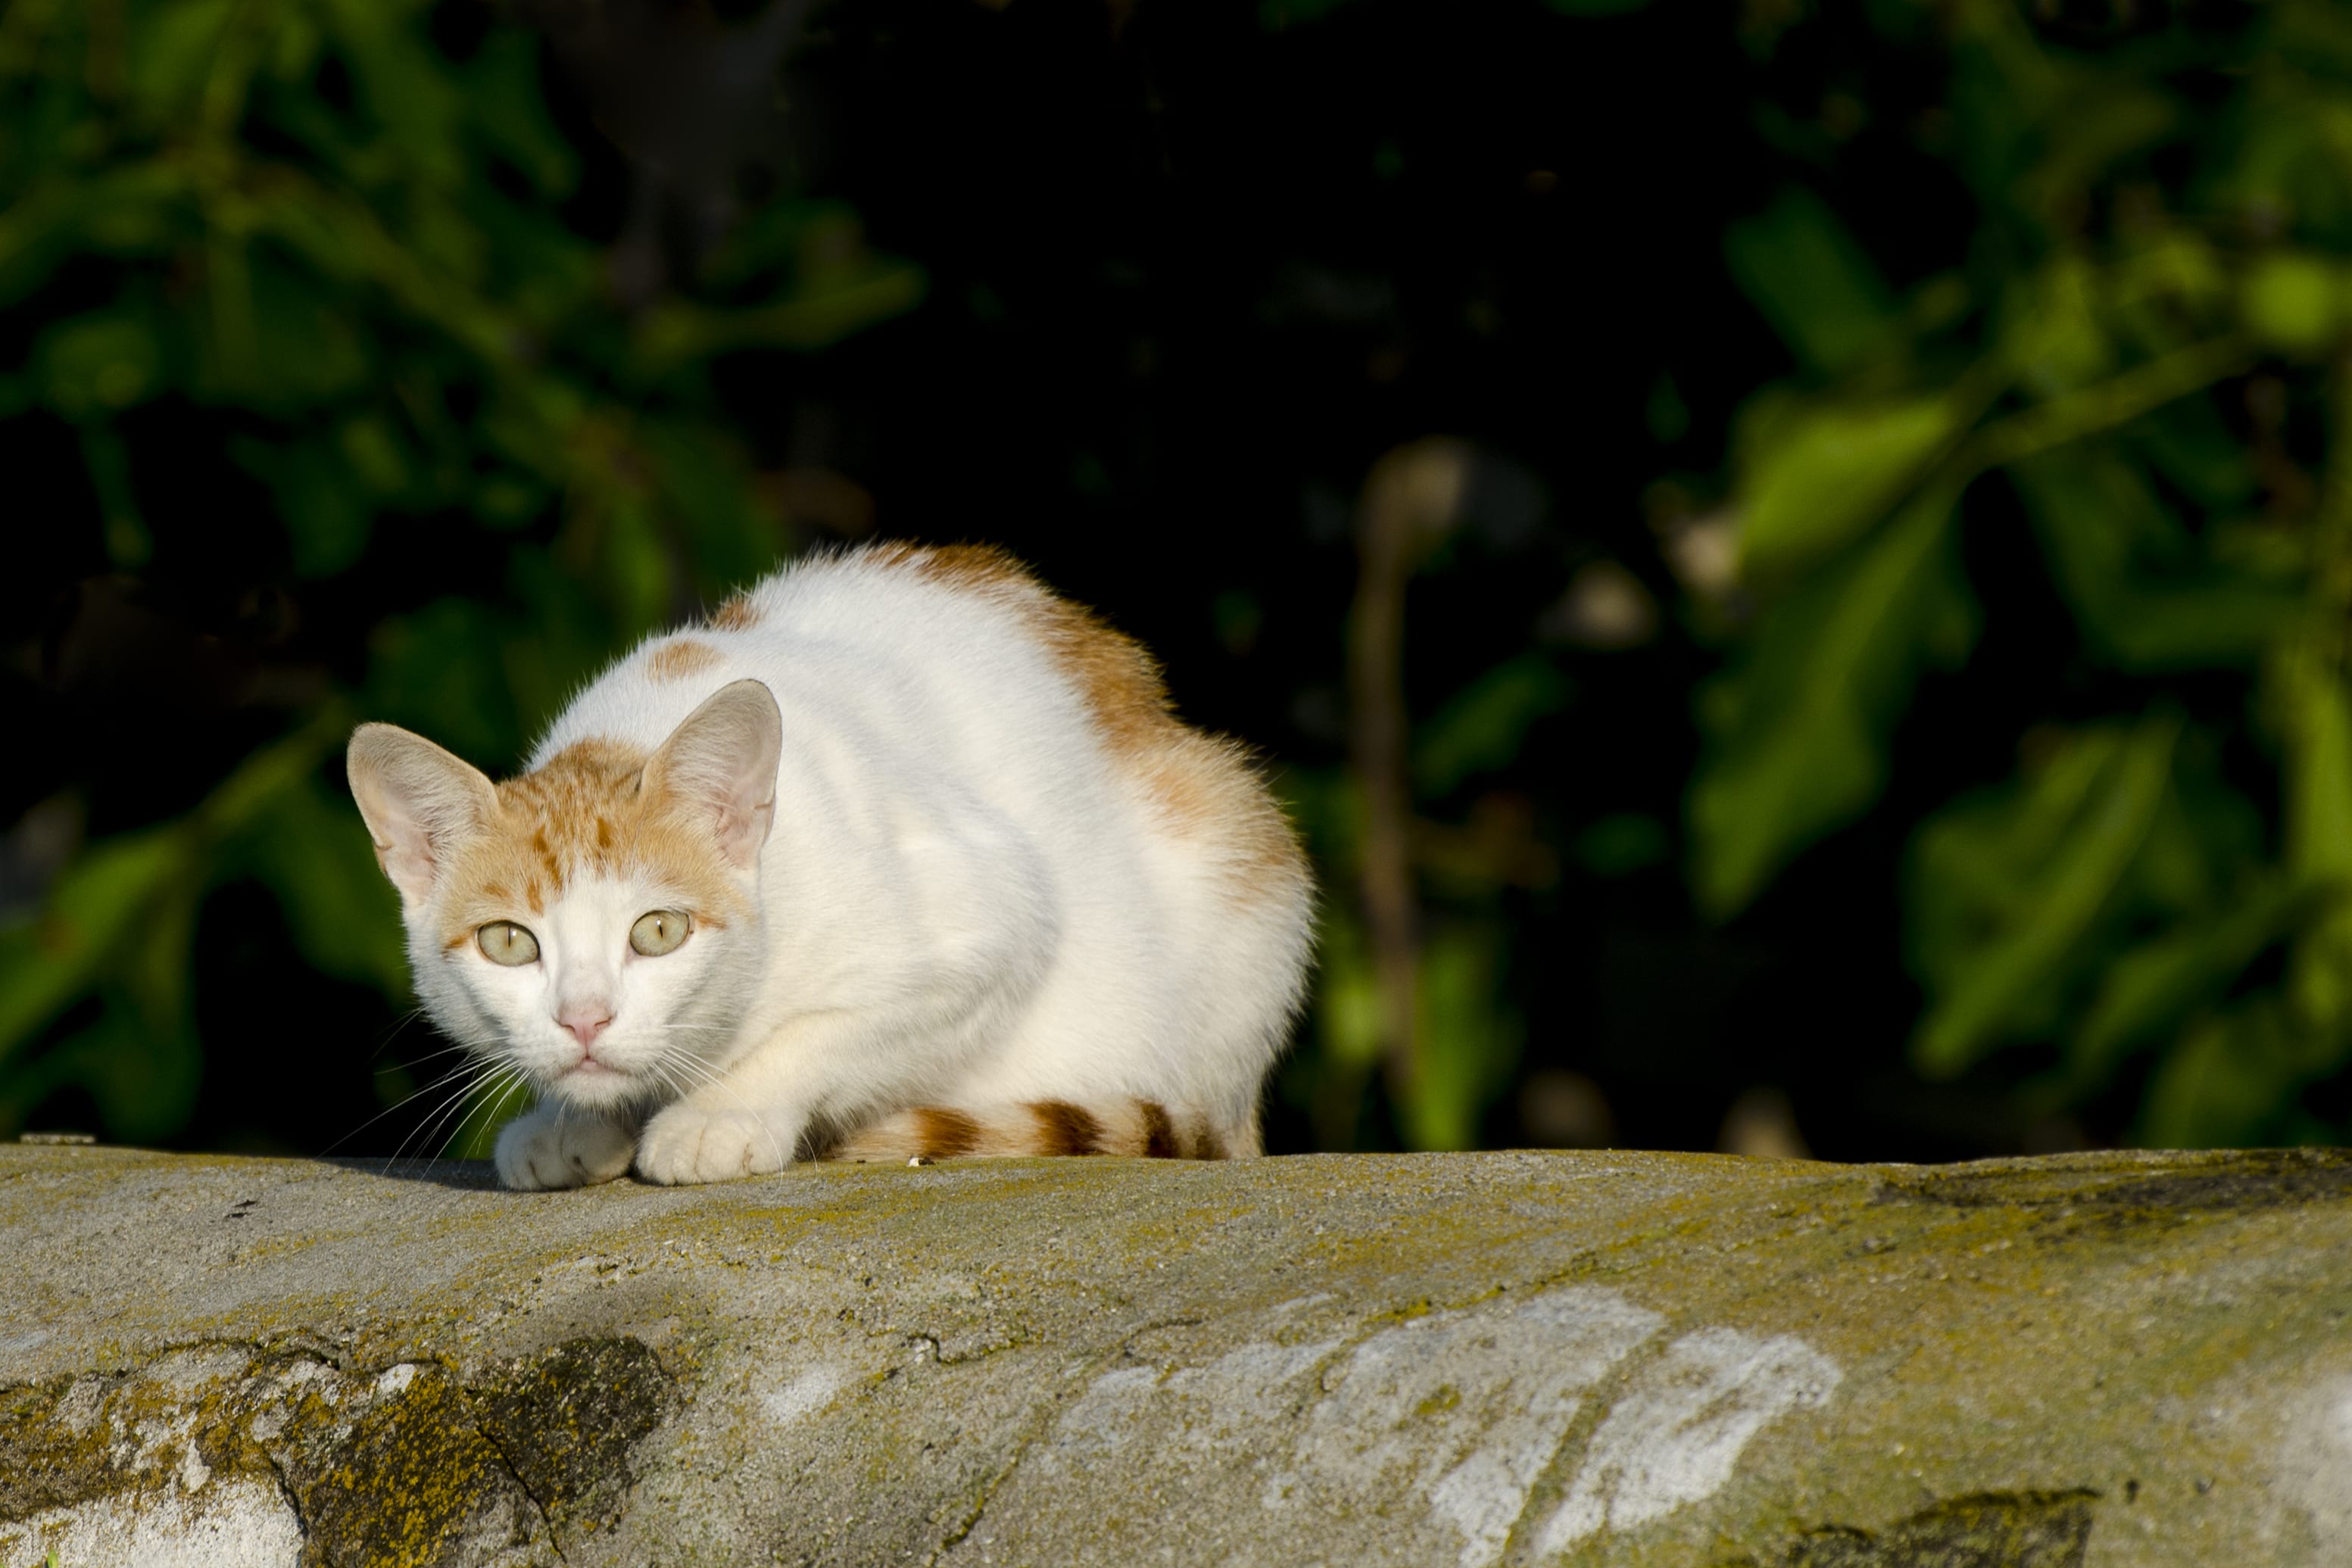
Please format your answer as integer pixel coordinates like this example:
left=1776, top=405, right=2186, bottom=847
left=645, top=679, right=781, bottom=871
left=347, top=724, right=501, bottom=909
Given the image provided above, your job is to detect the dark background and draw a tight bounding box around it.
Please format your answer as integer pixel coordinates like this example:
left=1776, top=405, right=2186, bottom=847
left=5, top=0, right=2348, bottom=1164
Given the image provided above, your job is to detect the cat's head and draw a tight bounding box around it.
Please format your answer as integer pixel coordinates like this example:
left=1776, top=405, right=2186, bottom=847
left=347, top=679, right=782, bottom=1113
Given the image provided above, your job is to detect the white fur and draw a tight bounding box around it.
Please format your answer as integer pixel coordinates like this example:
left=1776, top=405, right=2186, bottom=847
left=367, top=552, right=1315, bottom=1187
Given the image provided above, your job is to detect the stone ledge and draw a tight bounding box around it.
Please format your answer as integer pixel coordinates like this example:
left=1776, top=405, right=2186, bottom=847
left=2, top=1143, right=2348, bottom=1566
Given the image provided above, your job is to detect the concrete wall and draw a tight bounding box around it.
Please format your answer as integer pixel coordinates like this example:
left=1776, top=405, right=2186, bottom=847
left=4, top=1142, right=2349, bottom=1566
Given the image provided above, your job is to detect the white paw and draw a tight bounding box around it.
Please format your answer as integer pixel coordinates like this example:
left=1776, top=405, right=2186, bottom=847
left=635, top=1103, right=797, bottom=1185
left=493, top=1105, right=636, bottom=1191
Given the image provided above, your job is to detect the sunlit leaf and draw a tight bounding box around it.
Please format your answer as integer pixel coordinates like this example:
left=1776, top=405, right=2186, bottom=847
left=1400, top=924, right=1518, bottom=1152
left=1910, top=716, right=2179, bottom=1079
left=2238, top=252, right=2350, bottom=354
left=1733, top=392, right=1964, bottom=584
left=1691, top=491, right=1976, bottom=918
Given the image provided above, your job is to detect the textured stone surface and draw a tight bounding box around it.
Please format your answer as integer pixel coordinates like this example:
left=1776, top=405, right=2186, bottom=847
left=3, top=1142, right=2350, bottom=1566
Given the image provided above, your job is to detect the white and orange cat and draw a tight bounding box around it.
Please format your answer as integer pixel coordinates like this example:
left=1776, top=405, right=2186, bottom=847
left=348, top=544, right=1314, bottom=1189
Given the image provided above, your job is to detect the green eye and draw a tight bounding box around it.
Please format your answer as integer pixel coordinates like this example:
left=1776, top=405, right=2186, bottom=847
left=477, top=921, right=540, bottom=966
left=631, top=909, right=693, bottom=957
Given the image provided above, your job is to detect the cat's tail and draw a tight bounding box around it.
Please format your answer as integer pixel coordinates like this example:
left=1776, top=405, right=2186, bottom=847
left=824, top=1099, right=1252, bottom=1164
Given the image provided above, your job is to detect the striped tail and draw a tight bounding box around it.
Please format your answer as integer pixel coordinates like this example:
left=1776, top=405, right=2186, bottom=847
left=825, top=1099, right=1249, bottom=1164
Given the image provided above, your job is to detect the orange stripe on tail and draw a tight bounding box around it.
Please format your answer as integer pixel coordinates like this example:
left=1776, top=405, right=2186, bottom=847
left=826, top=1099, right=1246, bottom=1163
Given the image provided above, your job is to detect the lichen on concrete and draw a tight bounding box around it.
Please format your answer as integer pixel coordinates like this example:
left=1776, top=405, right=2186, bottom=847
left=2, top=1142, right=2348, bottom=1565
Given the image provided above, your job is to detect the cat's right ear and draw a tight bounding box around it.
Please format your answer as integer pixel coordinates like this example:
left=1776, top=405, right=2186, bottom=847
left=644, top=679, right=783, bottom=872
left=346, top=724, right=501, bottom=909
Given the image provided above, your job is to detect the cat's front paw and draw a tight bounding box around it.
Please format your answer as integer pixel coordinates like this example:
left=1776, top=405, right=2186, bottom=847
left=635, top=1104, right=798, bottom=1185
left=493, top=1104, right=635, bottom=1191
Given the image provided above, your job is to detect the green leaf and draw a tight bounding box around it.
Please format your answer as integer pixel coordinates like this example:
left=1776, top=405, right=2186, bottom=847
left=2279, top=647, right=2352, bottom=1033
left=464, top=32, right=577, bottom=198
left=1723, top=189, right=1898, bottom=375
left=2238, top=252, right=2350, bottom=354
left=1399, top=924, right=1518, bottom=1152
left=633, top=260, right=928, bottom=367
left=1413, top=655, right=1569, bottom=796
left=1690, top=491, right=1976, bottom=917
left=0, top=828, right=191, bottom=1069
left=235, top=778, right=410, bottom=998
left=1998, top=253, right=2113, bottom=397
left=1312, top=909, right=1385, bottom=1071
left=2019, top=83, right=2177, bottom=229
left=1733, top=392, right=1964, bottom=584
left=2138, top=1005, right=2309, bottom=1149
left=36, top=310, right=164, bottom=419
left=365, top=599, right=526, bottom=768
left=1910, top=716, right=2179, bottom=1079
left=2069, top=876, right=2309, bottom=1086
left=641, top=421, right=785, bottom=593
left=126, top=0, right=237, bottom=119
left=2009, top=450, right=2301, bottom=672
left=231, top=437, right=372, bottom=578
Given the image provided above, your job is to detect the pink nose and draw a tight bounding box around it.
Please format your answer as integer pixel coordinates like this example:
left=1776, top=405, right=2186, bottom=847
left=558, top=1007, right=613, bottom=1048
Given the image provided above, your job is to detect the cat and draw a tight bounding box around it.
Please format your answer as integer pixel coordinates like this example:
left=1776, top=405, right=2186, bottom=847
left=346, top=544, right=1315, bottom=1188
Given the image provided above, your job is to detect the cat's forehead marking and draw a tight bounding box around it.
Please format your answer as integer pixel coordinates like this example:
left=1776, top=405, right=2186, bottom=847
left=435, top=736, right=743, bottom=946
left=647, top=639, right=723, bottom=682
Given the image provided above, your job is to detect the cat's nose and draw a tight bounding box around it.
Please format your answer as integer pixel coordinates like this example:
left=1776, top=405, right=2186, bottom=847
left=557, top=1005, right=614, bottom=1048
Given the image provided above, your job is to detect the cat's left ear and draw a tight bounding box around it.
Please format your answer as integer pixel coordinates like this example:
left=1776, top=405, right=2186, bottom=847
left=645, top=679, right=782, bottom=871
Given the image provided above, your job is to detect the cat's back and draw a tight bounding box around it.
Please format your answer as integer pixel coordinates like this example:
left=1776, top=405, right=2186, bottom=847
left=534, top=547, right=1305, bottom=914
left=537, top=545, right=1097, bottom=764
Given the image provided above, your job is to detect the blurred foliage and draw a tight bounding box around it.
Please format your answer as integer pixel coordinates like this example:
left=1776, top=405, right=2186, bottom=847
left=0, top=0, right=917, bottom=1150
left=1692, top=0, right=2352, bottom=1146
left=4, top=0, right=2351, bottom=1162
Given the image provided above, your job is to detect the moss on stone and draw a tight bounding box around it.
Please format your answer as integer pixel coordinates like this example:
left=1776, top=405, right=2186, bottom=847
left=283, top=1365, right=524, bottom=1568
left=473, top=1336, right=678, bottom=1542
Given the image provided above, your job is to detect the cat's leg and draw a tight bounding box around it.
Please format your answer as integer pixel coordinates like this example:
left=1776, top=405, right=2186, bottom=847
left=635, top=1095, right=806, bottom=1184
left=634, top=1031, right=831, bottom=1184
left=494, top=1099, right=638, bottom=1190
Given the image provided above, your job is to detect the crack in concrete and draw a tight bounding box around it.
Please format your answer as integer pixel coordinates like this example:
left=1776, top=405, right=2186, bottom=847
left=468, top=1411, right=574, bottom=1568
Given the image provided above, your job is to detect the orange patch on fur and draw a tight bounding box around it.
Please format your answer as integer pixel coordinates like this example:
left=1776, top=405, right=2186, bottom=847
left=914, top=1107, right=982, bottom=1159
left=864, top=542, right=1309, bottom=906
left=432, top=735, right=747, bottom=950
left=708, top=591, right=761, bottom=631
left=646, top=640, right=723, bottom=683
left=1031, top=1099, right=1106, bottom=1156
left=1137, top=1101, right=1180, bottom=1158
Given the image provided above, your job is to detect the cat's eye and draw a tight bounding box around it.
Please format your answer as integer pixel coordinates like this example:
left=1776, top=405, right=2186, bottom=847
left=631, top=909, right=692, bottom=957
left=477, top=921, right=540, bottom=966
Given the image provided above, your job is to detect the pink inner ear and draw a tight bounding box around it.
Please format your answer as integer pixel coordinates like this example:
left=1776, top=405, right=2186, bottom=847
left=348, top=723, right=501, bottom=909
left=713, top=793, right=774, bottom=868
left=650, top=681, right=781, bottom=870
